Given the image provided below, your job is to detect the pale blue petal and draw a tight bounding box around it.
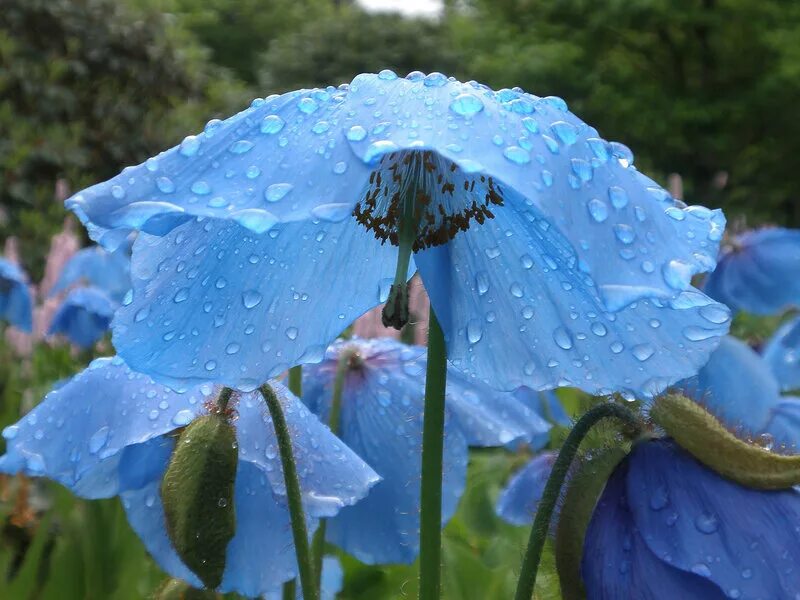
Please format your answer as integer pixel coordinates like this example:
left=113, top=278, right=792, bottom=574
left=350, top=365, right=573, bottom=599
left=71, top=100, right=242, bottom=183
left=112, top=217, right=399, bottom=390
left=263, top=556, right=343, bottom=600
left=764, top=397, right=800, bottom=451
left=513, top=387, right=571, bottom=427
left=676, top=336, right=780, bottom=433
left=415, top=202, right=729, bottom=397
left=0, top=258, right=33, bottom=331
left=626, top=440, right=800, bottom=599
left=234, top=381, right=380, bottom=519
left=762, top=316, right=800, bottom=392
left=496, top=452, right=556, bottom=526
left=50, top=246, right=131, bottom=302
left=704, top=228, right=800, bottom=315
left=0, top=357, right=212, bottom=497
left=48, top=286, right=117, bottom=348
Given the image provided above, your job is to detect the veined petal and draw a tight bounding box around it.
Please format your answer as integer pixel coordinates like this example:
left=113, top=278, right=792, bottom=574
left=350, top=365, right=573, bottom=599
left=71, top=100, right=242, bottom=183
left=582, top=454, right=726, bottom=600
left=113, top=216, right=400, bottom=390
left=50, top=245, right=131, bottom=302
left=762, top=315, right=800, bottom=393
left=0, top=258, right=33, bottom=332
left=704, top=228, right=800, bottom=315
left=0, top=357, right=211, bottom=498
left=496, top=452, right=556, bottom=526
left=513, top=387, right=572, bottom=427
left=625, top=440, right=800, bottom=599
left=48, top=286, right=117, bottom=349
left=415, top=201, right=729, bottom=397
left=764, top=397, right=800, bottom=451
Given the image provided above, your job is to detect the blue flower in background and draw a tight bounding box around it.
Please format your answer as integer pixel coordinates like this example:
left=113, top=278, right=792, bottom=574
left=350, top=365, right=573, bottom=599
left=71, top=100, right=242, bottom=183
left=762, top=315, right=800, bottom=392
left=48, top=286, right=116, bottom=348
left=703, top=227, right=800, bottom=315
left=0, top=358, right=378, bottom=597
left=300, top=337, right=548, bottom=564
left=0, top=257, right=33, bottom=332
left=68, top=71, right=728, bottom=398
left=50, top=244, right=131, bottom=302
left=495, top=451, right=556, bottom=526
left=582, top=439, right=800, bottom=599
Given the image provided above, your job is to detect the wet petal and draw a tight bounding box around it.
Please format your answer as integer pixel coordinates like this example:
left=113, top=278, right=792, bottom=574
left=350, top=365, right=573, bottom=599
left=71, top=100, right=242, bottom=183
left=582, top=454, right=726, bottom=600
left=0, top=357, right=211, bottom=497
left=704, top=228, right=800, bottom=314
left=415, top=202, right=729, bottom=397
left=48, top=286, right=117, bottom=349
left=496, top=452, right=556, bottom=526
left=50, top=245, right=131, bottom=302
left=113, top=216, right=401, bottom=390
left=764, top=397, right=800, bottom=451
left=263, top=556, right=344, bottom=600
left=676, top=336, right=780, bottom=433
left=625, top=440, right=800, bottom=599
left=762, top=315, right=800, bottom=392
left=513, top=386, right=572, bottom=427
left=233, top=381, right=380, bottom=518
left=0, top=258, right=33, bottom=331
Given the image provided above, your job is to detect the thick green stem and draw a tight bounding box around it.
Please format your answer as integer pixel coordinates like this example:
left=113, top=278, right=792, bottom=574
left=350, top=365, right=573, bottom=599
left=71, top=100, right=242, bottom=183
left=260, top=384, right=318, bottom=600
left=513, top=402, right=643, bottom=600
left=311, top=353, right=350, bottom=591
left=282, top=366, right=303, bottom=599
left=419, top=307, right=448, bottom=600
left=281, top=580, right=296, bottom=600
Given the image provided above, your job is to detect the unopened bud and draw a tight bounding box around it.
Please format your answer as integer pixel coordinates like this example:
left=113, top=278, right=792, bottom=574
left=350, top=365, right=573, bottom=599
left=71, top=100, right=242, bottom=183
left=381, top=283, right=409, bottom=330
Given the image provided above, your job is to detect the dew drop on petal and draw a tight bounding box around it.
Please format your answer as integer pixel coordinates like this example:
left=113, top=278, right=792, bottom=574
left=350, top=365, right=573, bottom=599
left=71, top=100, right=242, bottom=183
left=503, top=146, right=531, bottom=165
left=587, top=199, right=609, bottom=223
left=551, top=121, right=577, bottom=145
left=467, top=319, right=483, bottom=344
left=553, top=327, right=574, bottom=350
left=229, top=140, right=254, bottom=154
left=450, top=94, right=484, bottom=117
left=632, top=344, right=655, bottom=362
left=242, top=290, right=263, bottom=309
left=261, top=115, right=285, bottom=135
left=285, top=327, right=299, bottom=340
left=179, top=135, right=201, bottom=157
left=172, top=409, right=194, bottom=426
left=346, top=125, right=367, bottom=142
left=264, top=183, right=293, bottom=202
left=88, top=426, right=110, bottom=454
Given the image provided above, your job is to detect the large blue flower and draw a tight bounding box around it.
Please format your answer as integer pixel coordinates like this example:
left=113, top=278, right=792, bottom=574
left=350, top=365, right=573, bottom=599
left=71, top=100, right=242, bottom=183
left=495, top=451, right=556, bottom=526
left=47, top=286, right=116, bottom=349
left=0, top=257, right=33, bottom=332
left=67, top=71, right=729, bottom=396
left=300, top=336, right=548, bottom=564
left=0, top=358, right=378, bottom=597
left=762, top=315, right=800, bottom=393
left=703, top=227, right=800, bottom=315
left=582, top=439, right=800, bottom=599
left=50, top=244, right=131, bottom=302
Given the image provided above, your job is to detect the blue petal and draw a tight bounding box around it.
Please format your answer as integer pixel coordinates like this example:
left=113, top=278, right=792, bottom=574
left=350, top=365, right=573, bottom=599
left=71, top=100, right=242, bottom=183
left=50, top=245, right=131, bottom=302
left=762, top=315, right=800, bottom=392
left=513, top=386, right=571, bottom=427
left=415, top=203, right=729, bottom=397
left=764, top=396, right=800, bottom=451
left=112, top=216, right=400, bottom=390
left=704, top=228, right=800, bottom=314
left=676, top=336, right=781, bottom=433
left=48, top=286, right=116, bottom=349
left=263, top=556, right=344, bottom=600
left=0, top=258, right=33, bottom=331
left=0, top=357, right=211, bottom=497
left=625, top=439, right=800, bottom=599
left=496, top=452, right=556, bottom=526
left=234, top=380, right=380, bottom=519
left=302, top=338, right=468, bottom=564
left=582, top=453, right=726, bottom=600
left=69, top=73, right=722, bottom=311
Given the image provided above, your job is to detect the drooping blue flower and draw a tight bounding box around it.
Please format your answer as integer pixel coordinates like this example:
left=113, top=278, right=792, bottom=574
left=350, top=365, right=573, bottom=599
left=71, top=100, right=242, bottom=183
left=762, top=315, right=800, bottom=393
left=0, top=257, right=33, bottom=332
left=67, top=71, right=729, bottom=397
left=582, top=439, right=800, bottom=599
left=300, top=336, right=548, bottom=564
left=0, top=358, right=378, bottom=597
left=495, top=451, right=556, bottom=526
left=703, top=227, right=800, bottom=315
left=47, top=286, right=116, bottom=348
left=50, top=244, right=131, bottom=302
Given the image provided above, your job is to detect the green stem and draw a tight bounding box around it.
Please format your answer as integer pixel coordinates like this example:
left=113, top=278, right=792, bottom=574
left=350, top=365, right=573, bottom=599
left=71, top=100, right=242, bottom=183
left=513, top=402, right=643, bottom=600
left=311, top=353, right=350, bottom=591
left=260, top=383, right=319, bottom=600
left=282, top=366, right=303, bottom=599
left=216, top=387, right=233, bottom=413
left=281, top=580, right=296, bottom=600
left=419, top=306, right=448, bottom=600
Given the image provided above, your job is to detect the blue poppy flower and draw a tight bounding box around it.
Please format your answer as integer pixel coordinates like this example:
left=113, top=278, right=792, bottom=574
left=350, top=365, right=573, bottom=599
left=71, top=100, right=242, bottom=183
left=50, top=244, right=131, bottom=302
left=703, top=227, right=800, bottom=315
left=47, top=286, right=116, bottom=349
left=263, top=556, right=343, bottom=600
left=0, top=357, right=378, bottom=597
left=582, top=439, right=800, bottom=599
left=762, top=315, right=800, bottom=393
left=0, top=257, right=33, bottom=332
left=300, top=337, right=547, bottom=564
left=495, top=451, right=556, bottom=526
left=68, top=71, right=728, bottom=397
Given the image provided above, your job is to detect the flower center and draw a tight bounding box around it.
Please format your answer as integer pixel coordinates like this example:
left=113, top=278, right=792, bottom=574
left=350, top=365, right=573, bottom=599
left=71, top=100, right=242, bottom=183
left=353, top=150, right=504, bottom=251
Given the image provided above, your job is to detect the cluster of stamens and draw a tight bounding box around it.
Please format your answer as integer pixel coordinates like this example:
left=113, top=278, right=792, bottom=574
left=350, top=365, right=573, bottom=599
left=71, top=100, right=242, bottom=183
left=353, top=150, right=505, bottom=250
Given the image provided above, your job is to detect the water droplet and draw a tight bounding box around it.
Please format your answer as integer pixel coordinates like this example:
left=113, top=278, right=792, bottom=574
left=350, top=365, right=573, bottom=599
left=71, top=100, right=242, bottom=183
left=591, top=322, right=607, bottom=337
left=204, top=360, right=217, bottom=371
left=608, top=186, right=629, bottom=209
left=553, top=327, right=574, bottom=350
left=156, top=177, right=175, bottom=194
left=610, top=341, right=624, bottom=354
left=173, top=288, right=189, bottom=303
left=191, top=181, right=211, bottom=195
left=741, top=568, right=753, bottom=580
left=694, top=512, right=719, bottom=534
left=264, top=183, right=293, bottom=202
left=503, top=146, right=531, bottom=165
left=475, top=272, right=489, bottom=295
left=311, top=203, right=352, bottom=222
left=346, top=125, right=367, bottom=142
left=700, top=305, right=730, bottom=324
left=522, top=117, right=539, bottom=133
left=551, top=121, right=577, bottom=145
left=665, top=206, right=686, bottom=221
left=242, top=290, right=262, bottom=309
left=172, top=409, right=194, bottom=426
left=450, top=94, right=484, bottom=117
left=423, top=72, right=447, bottom=87
left=364, top=140, right=399, bottom=165
left=225, top=342, right=241, bottom=355
left=231, top=209, right=277, bottom=234
left=650, top=486, right=669, bottom=510
left=632, top=344, right=655, bottom=362
left=467, top=319, right=483, bottom=344
left=285, top=327, right=299, bottom=340
left=509, top=283, right=524, bottom=298
left=2, top=425, right=19, bottom=440
left=298, top=97, right=318, bottom=114
left=111, top=186, right=126, bottom=199
left=333, top=161, right=348, bottom=175
left=229, top=140, right=254, bottom=154
left=378, top=69, right=398, bottom=80
left=614, top=224, right=636, bottom=245
left=246, top=165, right=261, bottom=179
left=88, top=426, right=110, bottom=454
left=588, top=198, right=609, bottom=223
left=180, top=135, right=201, bottom=156
left=663, top=260, right=692, bottom=290
left=691, top=563, right=712, bottom=578
left=261, top=115, right=285, bottom=135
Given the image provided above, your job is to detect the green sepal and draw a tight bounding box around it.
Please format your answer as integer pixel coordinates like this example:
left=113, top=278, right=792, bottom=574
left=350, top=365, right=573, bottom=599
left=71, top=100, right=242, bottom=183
left=153, top=578, right=221, bottom=599
left=651, top=393, right=800, bottom=489
left=555, top=446, right=629, bottom=600
left=161, top=414, right=238, bottom=589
